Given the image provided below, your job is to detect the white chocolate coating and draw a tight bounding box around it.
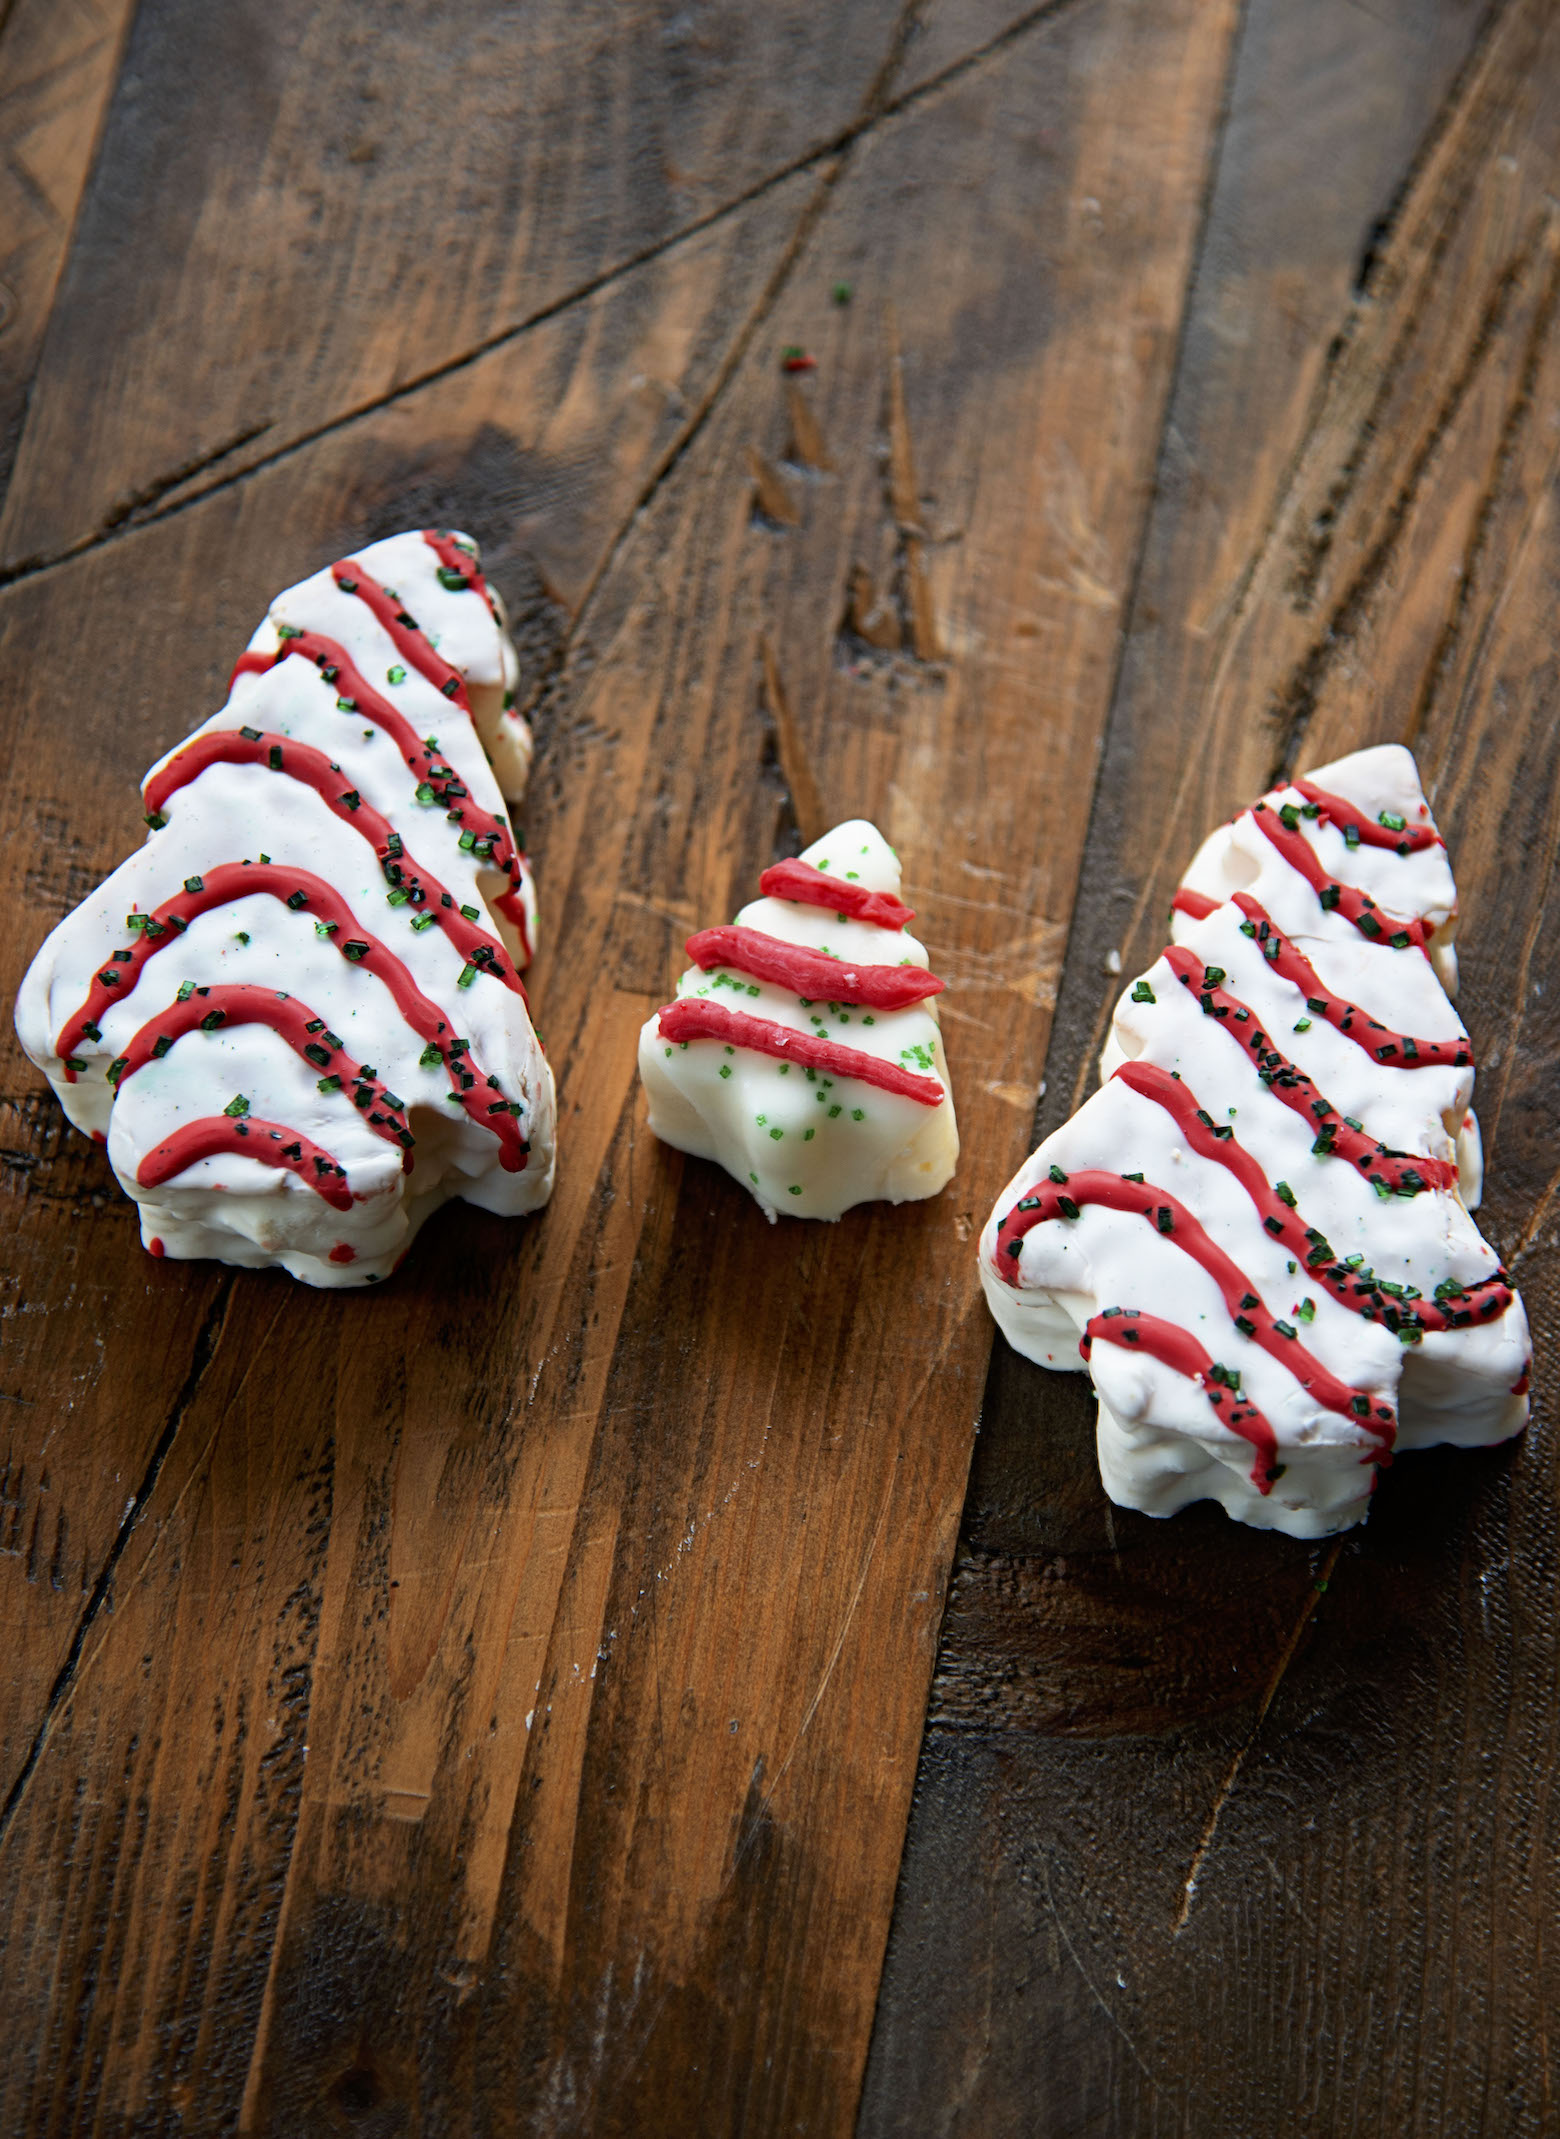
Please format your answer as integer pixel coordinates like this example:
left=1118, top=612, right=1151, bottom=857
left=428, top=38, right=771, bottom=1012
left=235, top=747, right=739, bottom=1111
left=14, top=531, right=555, bottom=1287
left=980, top=745, right=1529, bottom=1538
left=638, top=821, right=958, bottom=1220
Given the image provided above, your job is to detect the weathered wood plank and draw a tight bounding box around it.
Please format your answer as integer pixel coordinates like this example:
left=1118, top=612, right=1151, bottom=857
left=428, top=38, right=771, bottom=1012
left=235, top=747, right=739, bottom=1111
left=0, top=0, right=136, bottom=501
left=0, top=177, right=815, bottom=1805
left=865, top=2, right=1560, bottom=2131
left=0, top=1, right=1240, bottom=2129
left=0, top=0, right=1049, bottom=576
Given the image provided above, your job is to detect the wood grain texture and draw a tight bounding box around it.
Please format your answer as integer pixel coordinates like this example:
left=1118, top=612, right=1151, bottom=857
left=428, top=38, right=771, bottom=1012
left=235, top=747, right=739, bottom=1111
left=864, top=1, right=1560, bottom=2132
left=0, top=0, right=1052, bottom=575
left=0, top=0, right=135, bottom=498
left=0, top=167, right=813, bottom=1809
left=0, top=1, right=1243, bottom=2132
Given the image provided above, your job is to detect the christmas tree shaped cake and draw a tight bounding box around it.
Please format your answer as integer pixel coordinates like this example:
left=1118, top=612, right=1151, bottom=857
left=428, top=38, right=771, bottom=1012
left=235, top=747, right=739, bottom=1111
left=980, top=746, right=1529, bottom=1538
left=640, top=820, right=958, bottom=1220
left=14, top=531, right=555, bottom=1286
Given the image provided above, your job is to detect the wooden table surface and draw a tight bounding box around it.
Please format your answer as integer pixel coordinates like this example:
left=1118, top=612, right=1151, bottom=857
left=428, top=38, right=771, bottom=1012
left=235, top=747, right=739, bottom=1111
left=1, top=2, right=1557, bottom=2132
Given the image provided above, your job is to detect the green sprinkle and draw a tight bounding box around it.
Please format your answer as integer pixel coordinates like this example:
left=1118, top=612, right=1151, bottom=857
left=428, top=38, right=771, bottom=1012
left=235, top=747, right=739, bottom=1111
left=803, top=1128, right=814, bottom=1141
left=828, top=1105, right=842, bottom=1118
left=851, top=1108, right=864, bottom=1122
left=832, top=282, right=852, bottom=304
left=318, top=1075, right=341, bottom=1094
left=387, top=665, right=407, bottom=684
left=1049, top=1165, right=1069, bottom=1185
left=1276, top=1181, right=1297, bottom=1206
left=411, top=912, right=436, bottom=932
left=769, top=1127, right=783, bottom=1140
left=176, top=981, right=195, bottom=1002
left=1131, top=981, right=1155, bottom=1004
left=415, top=783, right=436, bottom=805
left=788, top=1185, right=802, bottom=1195
left=1298, top=1298, right=1316, bottom=1322
left=719, top=1064, right=732, bottom=1078
left=457, top=963, right=477, bottom=988
left=315, top=920, right=338, bottom=938
left=1379, top=810, right=1406, bottom=832
left=183, top=875, right=204, bottom=895
left=459, top=903, right=479, bottom=922
left=223, top=1093, right=250, bottom=1118
left=1294, top=1018, right=1312, bottom=1032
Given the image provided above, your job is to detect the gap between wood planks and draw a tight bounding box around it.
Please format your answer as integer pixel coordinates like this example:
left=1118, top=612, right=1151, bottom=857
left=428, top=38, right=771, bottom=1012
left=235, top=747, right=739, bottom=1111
left=973, top=0, right=1533, bottom=1964
left=1059, top=0, right=1527, bottom=1129
left=0, top=1272, right=237, bottom=1851
left=0, top=0, right=1094, bottom=596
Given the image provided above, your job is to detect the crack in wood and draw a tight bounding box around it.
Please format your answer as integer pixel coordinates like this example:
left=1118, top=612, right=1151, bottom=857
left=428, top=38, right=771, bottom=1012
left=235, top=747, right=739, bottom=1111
left=96, top=418, right=275, bottom=533
left=0, top=1271, right=236, bottom=1848
left=759, top=633, right=825, bottom=849
left=1406, top=225, right=1560, bottom=755
left=1268, top=218, right=1550, bottom=784
left=1172, top=1538, right=1342, bottom=1935
left=882, top=301, right=940, bottom=663
left=0, top=0, right=1096, bottom=602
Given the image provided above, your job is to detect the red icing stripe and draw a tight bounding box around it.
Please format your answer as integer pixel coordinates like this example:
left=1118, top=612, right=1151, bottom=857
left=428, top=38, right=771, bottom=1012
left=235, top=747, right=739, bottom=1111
left=684, top=925, right=943, bottom=1008
left=137, top=1115, right=353, bottom=1210
left=1292, top=777, right=1443, bottom=853
left=1251, top=805, right=1429, bottom=952
left=53, top=863, right=528, bottom=1170
left=331, top=561, right=472, bottom=710
left=1162, top=945, right=1457, bottom=1195
left=1110, top=1060, right=1508, bottom=1338
left=992, top=1168, right=1388, bottom=1438
left=422, top=530, right=496, bottom=613
left=1230, top=893, right=1469, bottom=1071
left=656, top=999, right=945, bottom=1104
left=756, top=859, right=915, bottom=929
left=143, top=729, right=524, bottom=998
left=226, top=633, right=522, bottom=892
left=116, top=984, right=412, bottom=1166
left=1080, top=1309, right=1280, bottom=1491
left=1171, top=887, right=1220, bottom=921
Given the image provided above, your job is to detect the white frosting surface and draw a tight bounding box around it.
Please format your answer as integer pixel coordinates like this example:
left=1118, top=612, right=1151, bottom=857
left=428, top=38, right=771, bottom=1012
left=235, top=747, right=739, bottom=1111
left=14, top=530, right=555, bottom=1286
left=980, top=744, right=1530, bottom=1538
left=638, top=820, right=959, bottom=1220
